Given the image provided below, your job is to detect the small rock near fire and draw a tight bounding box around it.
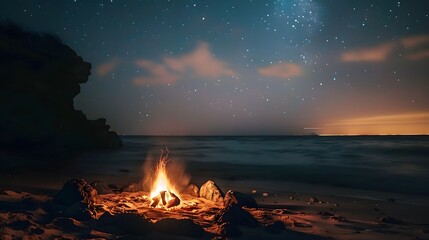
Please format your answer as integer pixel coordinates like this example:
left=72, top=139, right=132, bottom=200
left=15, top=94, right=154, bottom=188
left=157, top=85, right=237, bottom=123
left=200, top=180, right=224, bottom=202
left=224, top=190, right=258, bottom=208
left=90, top=181, right=113, bottom=195
left=53, top=179, right=97, bottom=220
left=184, top=183, right=200, bottom=197
left=120, top=182, right=140, bottom=192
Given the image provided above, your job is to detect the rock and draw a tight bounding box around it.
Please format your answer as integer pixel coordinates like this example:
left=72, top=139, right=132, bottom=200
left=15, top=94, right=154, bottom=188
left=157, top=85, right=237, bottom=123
left=378, top=216, right=404, bottom=225
left=120, top=182, right=140, bottom=192
left=54, top=181, right=91, bottom=206
left=184, top=183, right=200, bottom=197
left=108, top=184, right=120, bottom=192
left=54, top=179, right=97, bottom=220
left=200, top=180, right=224, bottom=202
left=265, top=221, right=285, bottom=234
left=330, top=215, right=347, bottom=222
left=224, top=190, right=258, bottom=208
left=388, top=198, right=396, bottom=203
left=308, top=197, right=318, bottom=204
left=154, top=218, right=205, bottom=238
left=98, top=212, right=152, bottom=235
left=90, top=181, right=113, bottom=195
left=0, top=22, right=121, bottom=158
left=215, top=204, right=259, bottom=227
left=318, top=211, right=334, bottom=216
left=219, top=222, right=241, bottom=237
left=54, top=179, right=96, bottom=206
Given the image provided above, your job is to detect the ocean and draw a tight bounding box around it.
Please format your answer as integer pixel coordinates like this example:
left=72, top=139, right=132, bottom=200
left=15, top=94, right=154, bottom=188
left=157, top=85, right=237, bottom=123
left=74, top=136, right=429, bottom=200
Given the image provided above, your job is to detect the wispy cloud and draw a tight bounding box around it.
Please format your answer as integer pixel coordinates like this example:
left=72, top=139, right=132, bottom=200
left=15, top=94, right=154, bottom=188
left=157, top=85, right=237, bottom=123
left=341, top=34, right=429, bottom=63
left=401, top=35, right=429, bottom=48
left=133, top=60, right=180, bottom=85
left=164, top=42, right=236, bottom=78
left=134, top=42, right=236, bottom=85
left=96, top=58, right=120, bottom=76
left=341, top=43, right=395, bottom=62
left=258, top=63, right=302, bottom=79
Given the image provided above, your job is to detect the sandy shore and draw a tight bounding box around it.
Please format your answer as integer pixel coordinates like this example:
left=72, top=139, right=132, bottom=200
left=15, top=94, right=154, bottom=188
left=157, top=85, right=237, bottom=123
left=1, top=177, right=429, bottom=240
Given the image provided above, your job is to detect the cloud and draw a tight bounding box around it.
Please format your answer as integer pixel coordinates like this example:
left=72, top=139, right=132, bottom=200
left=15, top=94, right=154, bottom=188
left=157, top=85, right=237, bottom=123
left=134, top=42, right=236, bottom=85
left=258, top=63, right=302, bottom=79
left=164, top=42, right=236, bottom=78
left=341, top=43, right=396, bottom=62
left=133, top=60, right=180, bottom=85
left=341, top=34, right=429, bottom=63
left=96, top=58, right=120, bottom=76
left=401, top=35, right=429, bottom=48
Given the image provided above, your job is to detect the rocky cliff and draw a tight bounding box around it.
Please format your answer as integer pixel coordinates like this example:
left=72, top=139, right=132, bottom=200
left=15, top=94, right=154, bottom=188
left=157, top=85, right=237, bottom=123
left=0, top=22, right=121, bottom=158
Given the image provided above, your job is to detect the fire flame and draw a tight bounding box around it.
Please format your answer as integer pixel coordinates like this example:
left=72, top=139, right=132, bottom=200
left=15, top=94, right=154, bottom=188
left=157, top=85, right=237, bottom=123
left=149, top=149, right=181, bottom=208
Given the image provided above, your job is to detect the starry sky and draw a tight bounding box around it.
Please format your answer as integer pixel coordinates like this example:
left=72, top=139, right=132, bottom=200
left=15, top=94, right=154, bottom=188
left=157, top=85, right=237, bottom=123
left=2, top=0, right=429, bottom=135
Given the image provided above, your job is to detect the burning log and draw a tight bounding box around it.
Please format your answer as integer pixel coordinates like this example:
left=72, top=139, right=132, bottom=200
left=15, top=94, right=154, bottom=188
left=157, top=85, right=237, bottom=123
left=150, top=195, right=161, bottom=208
left=166, top=192, right=181, bottom=208
left=160, top=191, right=167, bottom=205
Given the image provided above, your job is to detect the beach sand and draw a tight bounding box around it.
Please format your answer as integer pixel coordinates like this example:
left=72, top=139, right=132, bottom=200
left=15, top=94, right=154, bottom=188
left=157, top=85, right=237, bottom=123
left=1, top=175, right=428, bottom=240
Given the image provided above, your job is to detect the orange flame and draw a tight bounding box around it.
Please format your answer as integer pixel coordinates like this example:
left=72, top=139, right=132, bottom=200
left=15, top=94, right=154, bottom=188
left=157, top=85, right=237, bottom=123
left=149, top=149, right=181, bottom=207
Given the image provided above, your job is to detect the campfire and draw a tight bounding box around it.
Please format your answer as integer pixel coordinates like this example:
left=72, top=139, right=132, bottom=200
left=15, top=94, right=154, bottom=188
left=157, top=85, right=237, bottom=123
left=149, top=148, right=181, bottom=208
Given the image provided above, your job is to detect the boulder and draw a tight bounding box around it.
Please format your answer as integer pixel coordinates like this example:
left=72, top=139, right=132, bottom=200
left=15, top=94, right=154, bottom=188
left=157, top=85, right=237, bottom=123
left=54, top=179, right=96, bottom=206
left=154, top=218, right=205, bottom=238
left=183, top=183, right=199, bottom=197
left=215, top=204, right=259, bottom=227
left=224, top=190, right=258, bottom=208
left=90, top=181, right=113, bottom=195
left=200, top=180, right=224, bottom=202
left=53, top=179, right=97, bottom=220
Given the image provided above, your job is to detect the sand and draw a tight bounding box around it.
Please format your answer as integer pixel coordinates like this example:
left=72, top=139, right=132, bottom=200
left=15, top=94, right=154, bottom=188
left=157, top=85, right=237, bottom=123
left=1, top=180, right=429, bottom=240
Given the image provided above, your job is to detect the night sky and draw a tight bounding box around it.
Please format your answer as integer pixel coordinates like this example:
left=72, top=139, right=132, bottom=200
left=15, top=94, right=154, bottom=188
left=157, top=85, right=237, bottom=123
left=2, top=0, right=429, bottom=135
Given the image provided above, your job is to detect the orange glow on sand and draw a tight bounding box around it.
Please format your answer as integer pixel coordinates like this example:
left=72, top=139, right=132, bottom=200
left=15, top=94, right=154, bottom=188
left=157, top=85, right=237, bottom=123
left=149, top=149, right=181, bottom=208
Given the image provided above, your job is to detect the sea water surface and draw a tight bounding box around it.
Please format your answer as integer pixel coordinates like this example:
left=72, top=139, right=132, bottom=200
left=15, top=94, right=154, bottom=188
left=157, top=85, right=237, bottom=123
left=75, top=136, right=429, bottom=199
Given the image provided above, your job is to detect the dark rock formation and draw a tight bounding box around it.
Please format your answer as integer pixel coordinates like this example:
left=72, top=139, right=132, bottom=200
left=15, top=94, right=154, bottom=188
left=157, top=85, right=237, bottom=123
left=154, top=218, right=205, bottom=238
left=215, top=204, right=259, bottom=227
left=224, top=190, right=258, bottom=208
left=200, top=180, right=224, bottom=203
left=0, top=22, right=121, bottom=158
left=53, top=179, right=97, bottom=220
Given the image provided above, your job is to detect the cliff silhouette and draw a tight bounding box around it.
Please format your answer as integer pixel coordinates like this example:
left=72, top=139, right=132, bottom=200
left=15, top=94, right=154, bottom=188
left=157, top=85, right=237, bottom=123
left=0, top=22, right=121, bottom=158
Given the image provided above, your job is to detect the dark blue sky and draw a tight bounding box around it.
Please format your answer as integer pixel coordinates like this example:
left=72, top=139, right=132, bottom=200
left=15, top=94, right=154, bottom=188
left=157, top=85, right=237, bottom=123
left=2, top=0, right=429, bottom=135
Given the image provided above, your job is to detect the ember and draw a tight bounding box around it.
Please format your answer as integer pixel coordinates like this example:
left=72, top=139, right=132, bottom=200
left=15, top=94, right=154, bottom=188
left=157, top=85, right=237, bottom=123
left=149, top=148, right=181, bottom=208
